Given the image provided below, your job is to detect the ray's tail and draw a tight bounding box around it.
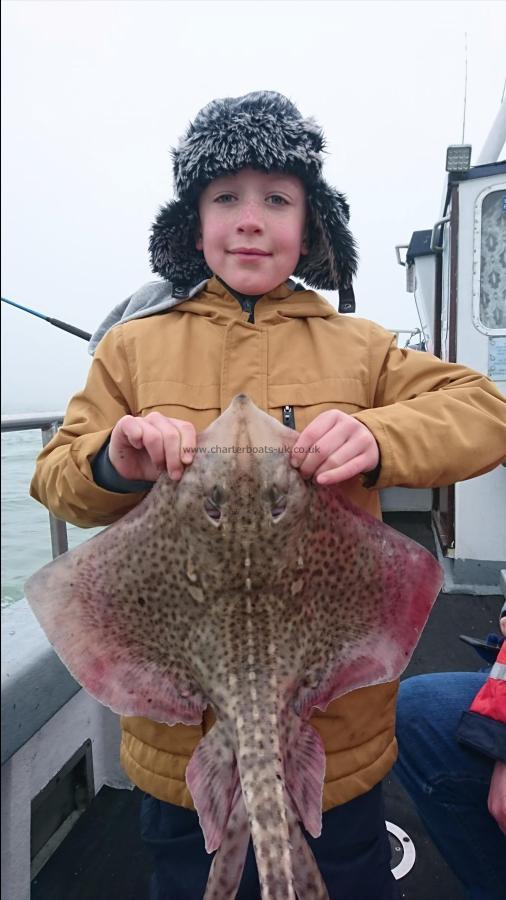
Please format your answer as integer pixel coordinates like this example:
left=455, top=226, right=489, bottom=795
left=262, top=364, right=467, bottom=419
left=232, top=705, right=329, bottom=900
left=236, top=716, right=295, bottom=900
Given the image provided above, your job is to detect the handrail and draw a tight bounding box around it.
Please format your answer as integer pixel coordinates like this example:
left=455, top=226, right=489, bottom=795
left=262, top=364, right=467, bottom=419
left=1, top=412, right=64, bottom=431
left=395, top=244, right=409, bottom=267
left=1, top=413, right=68, bottom=558
left=385, top=328, right=426, bottom=349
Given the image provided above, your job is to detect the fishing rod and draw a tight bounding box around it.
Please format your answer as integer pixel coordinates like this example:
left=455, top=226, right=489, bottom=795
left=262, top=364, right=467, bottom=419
left=1, top=297, right=91, bottom=342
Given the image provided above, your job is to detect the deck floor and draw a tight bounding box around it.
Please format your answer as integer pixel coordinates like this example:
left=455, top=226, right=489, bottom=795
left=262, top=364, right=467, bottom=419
left=31, top=512, right=503, bottom=899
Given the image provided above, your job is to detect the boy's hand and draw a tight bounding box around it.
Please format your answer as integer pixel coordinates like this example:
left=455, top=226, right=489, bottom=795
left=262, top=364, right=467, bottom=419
left=109, top=413, right=197, bottom=482
left=290, top=409, right=379, bottom=485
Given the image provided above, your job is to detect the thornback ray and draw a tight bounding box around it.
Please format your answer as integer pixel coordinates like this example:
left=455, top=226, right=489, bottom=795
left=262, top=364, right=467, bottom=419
left=25, top=394, right=443, bottom=899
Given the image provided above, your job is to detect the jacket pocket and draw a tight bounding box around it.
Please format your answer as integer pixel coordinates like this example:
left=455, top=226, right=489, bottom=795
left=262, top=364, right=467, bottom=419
left=136, top=382, right=221, bottom=431
left=268, top=378, right=370, bottom=432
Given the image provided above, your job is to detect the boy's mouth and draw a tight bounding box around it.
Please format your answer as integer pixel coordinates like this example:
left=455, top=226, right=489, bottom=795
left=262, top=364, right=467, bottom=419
left=228, top=248, right=272, bottom=257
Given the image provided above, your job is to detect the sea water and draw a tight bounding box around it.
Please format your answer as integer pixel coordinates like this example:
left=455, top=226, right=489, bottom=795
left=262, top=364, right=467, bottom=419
left=1, top=430, right=102, bottom=607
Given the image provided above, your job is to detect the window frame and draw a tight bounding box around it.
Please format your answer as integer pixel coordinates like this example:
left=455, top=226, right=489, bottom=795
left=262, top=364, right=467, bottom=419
left=471, top=183, right=506, bottom=336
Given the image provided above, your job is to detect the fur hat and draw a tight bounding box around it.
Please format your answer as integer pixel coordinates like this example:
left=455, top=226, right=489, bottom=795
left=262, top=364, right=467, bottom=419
left=149, top=91, right=358, bottom=291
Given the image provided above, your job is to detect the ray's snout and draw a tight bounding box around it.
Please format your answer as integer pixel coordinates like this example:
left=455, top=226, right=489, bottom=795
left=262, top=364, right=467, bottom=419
left=200, top=395, right=298, bottom=458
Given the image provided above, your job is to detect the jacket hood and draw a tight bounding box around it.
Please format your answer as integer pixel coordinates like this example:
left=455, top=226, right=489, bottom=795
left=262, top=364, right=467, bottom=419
left=199, top=277, right=338, bottom=323
left=88, top=276, right=339, bottom=354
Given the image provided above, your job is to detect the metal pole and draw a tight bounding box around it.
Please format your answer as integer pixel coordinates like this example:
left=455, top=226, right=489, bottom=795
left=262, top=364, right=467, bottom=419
left=476, top=98, right=506, bottom=165
left=41, top=423, right=69, bottom=558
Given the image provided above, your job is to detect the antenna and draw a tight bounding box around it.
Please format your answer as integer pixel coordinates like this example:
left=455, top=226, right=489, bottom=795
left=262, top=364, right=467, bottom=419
left=461, top=31, right=468, bottom=144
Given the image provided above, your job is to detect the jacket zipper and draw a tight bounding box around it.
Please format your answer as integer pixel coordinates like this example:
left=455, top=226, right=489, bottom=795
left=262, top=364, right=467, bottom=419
left=282, top=405, right=295, bottom=429
left=238, top=297, right=294, bottom=428
left=242, top=299, right=255, bottom=323
left=243, top=300, right=255, bottom=324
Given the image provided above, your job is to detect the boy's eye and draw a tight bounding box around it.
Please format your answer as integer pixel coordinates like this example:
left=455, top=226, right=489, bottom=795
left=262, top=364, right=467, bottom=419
left=267, top=195, right=288, bottom=206
left=215, top=194, right=235, bottom=203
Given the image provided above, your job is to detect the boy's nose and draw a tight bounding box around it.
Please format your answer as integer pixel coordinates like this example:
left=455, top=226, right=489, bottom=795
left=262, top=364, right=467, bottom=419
left=236, top=201, right=264, bottom=233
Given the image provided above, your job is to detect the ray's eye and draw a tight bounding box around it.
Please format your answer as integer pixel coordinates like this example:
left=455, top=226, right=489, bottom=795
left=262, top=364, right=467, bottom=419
left=269, top=486, right=287, bottom=520
left=204, top=485, right=223, bottom=522
left=204, top=500, right=221, bottom=521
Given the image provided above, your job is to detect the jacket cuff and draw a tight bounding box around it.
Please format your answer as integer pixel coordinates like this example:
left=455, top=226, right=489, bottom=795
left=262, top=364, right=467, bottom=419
left=91, top=440, right=154, bottom=494
left=456, top=710, right=506, bottom=762
left=361, top=454, right=382, bottom=489
left=352, top=413, right=390, bottom=489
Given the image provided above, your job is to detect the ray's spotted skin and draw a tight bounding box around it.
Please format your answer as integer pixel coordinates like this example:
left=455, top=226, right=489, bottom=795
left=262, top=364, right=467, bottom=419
left=25, top=395, right=443, bottom=900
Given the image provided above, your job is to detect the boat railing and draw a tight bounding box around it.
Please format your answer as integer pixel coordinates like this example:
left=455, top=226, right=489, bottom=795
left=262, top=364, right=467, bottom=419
left=1, top=417, right=126, bottom=898
left=386, top=327, right=426, bottom=349
left=1, top=412, right=68, bottom=558
left=1, top=412, right=91, bottom=774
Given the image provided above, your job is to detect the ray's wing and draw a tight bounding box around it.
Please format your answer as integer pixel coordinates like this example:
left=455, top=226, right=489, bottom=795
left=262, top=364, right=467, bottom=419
left=25, top=475, right=206, bottom=725
left=293, top=487, right=444, bottom=720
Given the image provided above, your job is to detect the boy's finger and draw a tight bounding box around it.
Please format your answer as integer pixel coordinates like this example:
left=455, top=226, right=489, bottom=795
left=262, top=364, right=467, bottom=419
left=138, top=420, right=167, bottom=472
left=122, top=417, right=145, bottom=449
left=311, top=435, right=362, bottom=479
left=149, top=415, right=196, bottom=467
left=296, top=423, right=351, bottom=479
left=291, top=422, right=333, bottom=468
left=158, top=424, right=184, bottom=478
left=291, top=427, right=320, bottom=465
left=291, top=409, right=349, bottom=468
left=142, top=414, right=193, bottom=477
left=177, top=423, right=197, bottom=464
left=295, top=440, right=328, bottom=479
left=315, top=452, right=370, bottom=485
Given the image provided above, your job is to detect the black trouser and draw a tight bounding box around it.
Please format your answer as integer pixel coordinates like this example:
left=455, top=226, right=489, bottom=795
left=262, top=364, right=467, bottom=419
left=140, top=782, right=400, bottom=899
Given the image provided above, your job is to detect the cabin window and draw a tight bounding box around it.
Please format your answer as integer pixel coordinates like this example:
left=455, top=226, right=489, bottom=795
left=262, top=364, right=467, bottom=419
left=479, top=190, right=506, bottom=330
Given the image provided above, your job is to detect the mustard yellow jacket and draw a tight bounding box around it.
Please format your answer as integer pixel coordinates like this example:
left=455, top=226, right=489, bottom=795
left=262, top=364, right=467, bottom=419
left=30, top=276, right=506, bottom=809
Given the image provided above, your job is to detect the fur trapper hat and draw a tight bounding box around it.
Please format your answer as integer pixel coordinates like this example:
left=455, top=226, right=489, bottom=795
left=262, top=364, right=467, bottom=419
left=149, top=91, right=358, bottom=291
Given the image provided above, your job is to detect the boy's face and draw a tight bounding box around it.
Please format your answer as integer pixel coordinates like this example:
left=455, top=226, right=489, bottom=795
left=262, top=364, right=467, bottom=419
left=196, top=168, right=308, bottom=295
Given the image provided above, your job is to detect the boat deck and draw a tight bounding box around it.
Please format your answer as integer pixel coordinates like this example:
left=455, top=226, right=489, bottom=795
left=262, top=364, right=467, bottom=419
left=30, top=512, right=503, bottom=900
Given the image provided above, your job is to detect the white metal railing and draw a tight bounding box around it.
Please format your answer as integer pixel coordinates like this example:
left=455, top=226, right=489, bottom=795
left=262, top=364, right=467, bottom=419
left=386, top=328, right=426, bottom=350
left=1, top=412, right=68, bottom=558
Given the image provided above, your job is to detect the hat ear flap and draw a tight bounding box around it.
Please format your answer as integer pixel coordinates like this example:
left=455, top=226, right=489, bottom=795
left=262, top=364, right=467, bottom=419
left=149, top=201, right=212, bottom=285
left=295, top=182, right=358, bottom=290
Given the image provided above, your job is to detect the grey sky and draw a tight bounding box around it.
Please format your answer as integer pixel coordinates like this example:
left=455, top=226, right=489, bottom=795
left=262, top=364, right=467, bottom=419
left=1, top=0, right=505, bottom=413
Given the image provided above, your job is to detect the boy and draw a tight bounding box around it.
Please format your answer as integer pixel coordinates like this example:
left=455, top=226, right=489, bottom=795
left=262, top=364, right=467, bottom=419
left=31, top=91, right=506, bottom=900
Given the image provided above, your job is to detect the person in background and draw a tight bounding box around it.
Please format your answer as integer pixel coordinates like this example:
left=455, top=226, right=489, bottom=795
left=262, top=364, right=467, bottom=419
left=394, top=602, right=506, bottom=900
